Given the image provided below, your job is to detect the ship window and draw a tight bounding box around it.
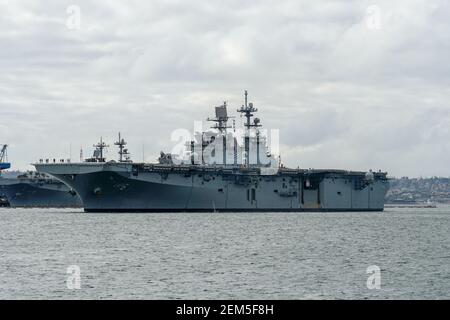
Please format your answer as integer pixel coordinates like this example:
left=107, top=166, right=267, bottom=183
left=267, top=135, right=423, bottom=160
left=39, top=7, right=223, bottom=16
left=274, top=189, right=278, bottom=193
left=337, top=191, right=342, bottom=195
left=251, top=189, right=256, bottom=201
left=218, top=188, right=223, bottom=192
left=247, top=189, right=250, bottom=201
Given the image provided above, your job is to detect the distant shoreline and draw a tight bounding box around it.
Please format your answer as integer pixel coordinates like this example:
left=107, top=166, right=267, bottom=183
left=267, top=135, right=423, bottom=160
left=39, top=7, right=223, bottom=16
left=385, top=204, right=437, bottom=209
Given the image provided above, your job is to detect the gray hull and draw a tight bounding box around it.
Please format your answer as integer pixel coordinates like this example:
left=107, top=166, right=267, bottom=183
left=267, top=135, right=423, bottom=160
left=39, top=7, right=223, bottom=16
left=0, top=178, right=82, bottom=208
left=35, top=163, right=388, bottom=212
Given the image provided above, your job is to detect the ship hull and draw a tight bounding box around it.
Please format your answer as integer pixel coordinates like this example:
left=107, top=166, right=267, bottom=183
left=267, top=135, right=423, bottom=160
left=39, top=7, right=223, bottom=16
left=0, top=178, right=82, bottom=208
left=84, top=208, right=384, bottom=213
left=35, top=163, right=388, bottom=213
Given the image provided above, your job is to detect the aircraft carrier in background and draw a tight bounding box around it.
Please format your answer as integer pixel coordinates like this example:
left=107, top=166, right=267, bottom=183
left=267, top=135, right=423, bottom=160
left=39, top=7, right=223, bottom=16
left=34, top=91, right=389, bottom=212
left=0, top=145, right=82, bottom=208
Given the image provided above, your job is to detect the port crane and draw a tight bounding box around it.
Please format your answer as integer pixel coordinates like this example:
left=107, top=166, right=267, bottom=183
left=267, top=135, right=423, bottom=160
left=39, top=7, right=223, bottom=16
left=0, top=144, right=11, bottom=170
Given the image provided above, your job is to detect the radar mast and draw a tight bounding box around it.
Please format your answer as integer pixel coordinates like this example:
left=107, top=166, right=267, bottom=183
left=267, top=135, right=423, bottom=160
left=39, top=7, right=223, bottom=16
left=114, top=132, right=131, bottom=162
left=207, top=102, right=234, bottom=165
left=92, top=137, right=108, bottom=162
left=207, top=101, right=232, bottom=133
left=237, top=90, right=262, bottom=166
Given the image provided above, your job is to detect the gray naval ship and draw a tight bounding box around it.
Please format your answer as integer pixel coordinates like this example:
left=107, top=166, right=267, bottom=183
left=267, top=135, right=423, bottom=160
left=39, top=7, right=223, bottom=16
left=0, top=145, right=82, bottom=208
left=0, top=171, right=83, bottom=208
left=34, top=91, right=388, bottom=213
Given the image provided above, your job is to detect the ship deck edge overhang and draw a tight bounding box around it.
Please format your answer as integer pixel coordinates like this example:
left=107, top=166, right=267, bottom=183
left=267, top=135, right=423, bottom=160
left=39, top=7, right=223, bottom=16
left=33, top=162, right=388, bottom=178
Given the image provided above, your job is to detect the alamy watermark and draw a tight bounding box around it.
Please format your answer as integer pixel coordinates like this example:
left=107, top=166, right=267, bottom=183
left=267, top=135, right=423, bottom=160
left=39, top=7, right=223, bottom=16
left=66, top=265, right=81, bottom=290
left=366, top=265, right=381, bottom=290
left=168, top=121, right=280, bottom=166
left=66, top=5, right=81, bottom=30
left=366, top=5, right=382, bottom=31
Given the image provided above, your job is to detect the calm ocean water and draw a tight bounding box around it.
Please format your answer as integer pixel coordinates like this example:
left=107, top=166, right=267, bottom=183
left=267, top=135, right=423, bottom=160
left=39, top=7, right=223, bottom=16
left=0, top=206, right=449, bottom=299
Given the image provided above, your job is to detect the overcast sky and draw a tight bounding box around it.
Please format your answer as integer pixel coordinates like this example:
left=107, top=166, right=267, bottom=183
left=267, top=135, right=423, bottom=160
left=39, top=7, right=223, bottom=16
left=1, top=0, right=449, bottom=177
